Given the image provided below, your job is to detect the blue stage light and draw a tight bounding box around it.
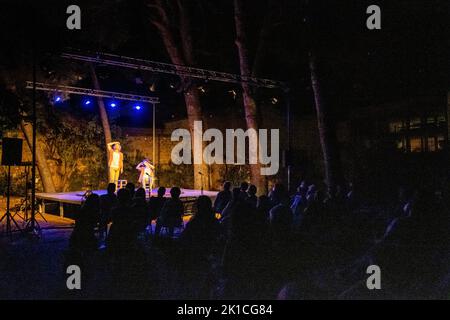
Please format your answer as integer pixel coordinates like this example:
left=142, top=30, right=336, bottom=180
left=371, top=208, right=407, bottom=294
left=134, top=105, right=142, bottom=110
left=55, top=96, right=62, bottom=102
left=84, top=100, right=91, bottom=105
left=110, top=102, right=117, bottom=108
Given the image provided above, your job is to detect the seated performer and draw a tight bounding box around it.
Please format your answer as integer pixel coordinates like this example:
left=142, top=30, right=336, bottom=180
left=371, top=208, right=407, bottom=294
left=107, top=141, right=123, bottom=186
left=136, top=158, right=155, bottom=191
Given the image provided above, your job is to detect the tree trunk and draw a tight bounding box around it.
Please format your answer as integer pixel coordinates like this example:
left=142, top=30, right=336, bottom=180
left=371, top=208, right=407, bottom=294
left=184, top=87, right=208, bottom=190
left=89, top=63, right=112, bottom=159
left=20, top=120, right=56, bottom=193
left=150, top=0, right=208, bottom=190
left=233, top=0, right=266, bottom=195
left=309, top=52, right=341, bottom=195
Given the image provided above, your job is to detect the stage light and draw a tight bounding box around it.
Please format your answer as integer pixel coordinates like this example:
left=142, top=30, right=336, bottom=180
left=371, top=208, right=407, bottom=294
left=55, top=96, right=62, bottom=102
left=84, top=99, right=92, bottom=105
left=110, top=102, right=117, bottom=108
left=134, top=105, right=142, bottom=110
left=271, top=97, right=278, bottom=105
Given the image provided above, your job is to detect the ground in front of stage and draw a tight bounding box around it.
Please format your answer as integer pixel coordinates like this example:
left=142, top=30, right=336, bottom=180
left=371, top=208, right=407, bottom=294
left=0, top=211, right=196, bottom=299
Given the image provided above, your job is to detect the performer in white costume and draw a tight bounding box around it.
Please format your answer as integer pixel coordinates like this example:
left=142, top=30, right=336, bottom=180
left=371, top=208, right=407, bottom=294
left=136, top=159, right=155, bottom=192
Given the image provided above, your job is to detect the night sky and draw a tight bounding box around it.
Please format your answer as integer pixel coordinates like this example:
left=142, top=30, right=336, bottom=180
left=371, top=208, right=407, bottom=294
left=1, top=0, right=449, bottom=127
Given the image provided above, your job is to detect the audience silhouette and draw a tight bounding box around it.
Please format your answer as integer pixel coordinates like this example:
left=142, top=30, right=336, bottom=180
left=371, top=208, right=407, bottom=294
left=66, top=177, right=450, bottom=299
left=213, top=181, right=232, bottom=214
left=155, top=187, right=184, bottom=237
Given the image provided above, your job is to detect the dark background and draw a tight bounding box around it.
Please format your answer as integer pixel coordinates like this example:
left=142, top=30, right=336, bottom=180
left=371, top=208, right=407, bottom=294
left=1, top=0, right=449, bottom=127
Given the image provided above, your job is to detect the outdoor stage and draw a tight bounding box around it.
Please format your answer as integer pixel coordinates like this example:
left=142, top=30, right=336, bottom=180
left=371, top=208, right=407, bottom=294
left=36, top=188, right=218, bottom=219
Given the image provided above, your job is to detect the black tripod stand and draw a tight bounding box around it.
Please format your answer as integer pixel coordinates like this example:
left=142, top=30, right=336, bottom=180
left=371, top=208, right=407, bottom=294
left=12, top=164, right=47, bottom=226
left=0, top=166, right=23, bottom=239
left=23, top=164, right=43, bottom=237
left=12, top=165, right=31, bottom=222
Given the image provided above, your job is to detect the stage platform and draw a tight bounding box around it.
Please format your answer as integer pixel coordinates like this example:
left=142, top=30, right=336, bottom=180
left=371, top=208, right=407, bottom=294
left=36, top=188, right=218, bottom=219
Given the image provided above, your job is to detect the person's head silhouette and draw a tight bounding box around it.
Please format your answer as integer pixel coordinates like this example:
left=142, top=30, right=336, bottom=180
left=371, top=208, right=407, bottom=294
left=107, top=183, right=116, bottom=194
left=135, top=187, right=146, bottom=199
left=117, top=188, right=131, bottom=205
left=223, top=181, right=231, bottom=191
left=170, top=187, right=181, bottom=199
left=157, top=186, right=166, bottom=197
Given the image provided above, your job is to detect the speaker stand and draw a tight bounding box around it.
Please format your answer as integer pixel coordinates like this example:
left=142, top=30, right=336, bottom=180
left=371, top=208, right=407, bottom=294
left=0, top=166, right=24, bottom=239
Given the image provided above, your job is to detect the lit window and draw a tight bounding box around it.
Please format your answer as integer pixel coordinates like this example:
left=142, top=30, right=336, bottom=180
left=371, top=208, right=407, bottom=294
left=437, top=115, right=446, bottom=124
left=437, top=135, right=445, bottom=150
left=409, top=118, right=421, bottom=129
left=426, top=117, right=436, bottom=125
left=410, top=137, right=422, bottom=152
left=389, top=121, right=403, bottom=133
left=396, top=139, right=405, bottom=151
left=427, top=137, right=436, bottom=152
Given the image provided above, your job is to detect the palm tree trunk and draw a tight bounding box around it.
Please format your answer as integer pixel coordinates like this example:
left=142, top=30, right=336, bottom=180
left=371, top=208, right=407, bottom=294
left=184, top=87, right=209, bottom=190
left=309, top=52, right=342, bottom=194
left=150, top=0, right=208, bottom=190
left=234, top=0, right=266, bottom=195
left=89, top=63, right=112, bottom=156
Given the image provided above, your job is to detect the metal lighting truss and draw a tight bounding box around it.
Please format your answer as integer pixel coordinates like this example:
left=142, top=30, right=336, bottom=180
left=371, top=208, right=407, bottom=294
left=25, top=81, right=160, bottom=104
left=61, top=51, right=288, bottom=90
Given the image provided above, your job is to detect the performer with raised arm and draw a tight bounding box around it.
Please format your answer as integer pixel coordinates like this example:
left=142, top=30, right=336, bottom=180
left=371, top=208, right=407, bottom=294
left=107, top=141, right=123, bottom=186
left=136, top=158, right=155, bottom=192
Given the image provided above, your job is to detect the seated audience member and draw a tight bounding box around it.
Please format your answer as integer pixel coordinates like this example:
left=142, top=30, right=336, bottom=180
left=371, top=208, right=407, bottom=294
left=373, top=188, right=449, bottom=297
left=132, top=187, right=149, bottom=233
left=269, top=183, right=287, bottom=207
left=107, top=188, right=135, bottom=253
left=180, top=196, right=222, bottom=262
left=269, top=184, right=293, bottom=237
left=178, top=196, right=222, bottom=298
left=220, top=187, right=242, bottom=223
left=246, top=184, right=258, bottom=208
left=270, top=201, right=293, bottom=232
left=148, top=186, right=167, bottom=221
left=257, top=195, right=272, bottom=221
left=297, top=180, right=308, bottom=195
left=213, top=181, right=232, bottom=214
left=302, top=190, right=326, bottom=228
left=345, top=181, right=360, bottom=210
left=222, top=201, right=269, bottom=298
left=290, top=185, right=308, bottom=225
left=394, top=186, right=414, bottom=218
left=290, top=180, right=307, bottom=203
left=239, top=181, right=249, bottom=201
left=155, top=187, right=184, bottom=237
left=306, top=184, right=317, bottom=203
left=125, top=182, right=136, bottom=198
left=70, top=193, right=100, bottom=253
left=99, top=183, right=117, bottom=237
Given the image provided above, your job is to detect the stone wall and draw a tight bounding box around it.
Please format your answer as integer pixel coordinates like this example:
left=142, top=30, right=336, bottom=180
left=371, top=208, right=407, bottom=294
left=121, top=106, right=327, bottom=191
